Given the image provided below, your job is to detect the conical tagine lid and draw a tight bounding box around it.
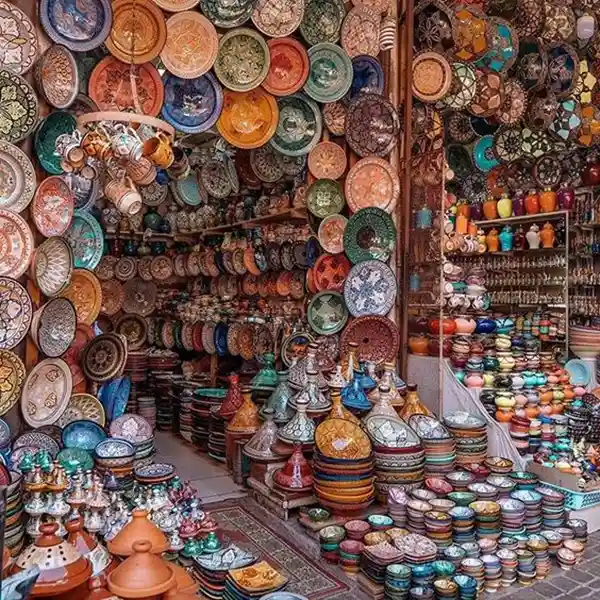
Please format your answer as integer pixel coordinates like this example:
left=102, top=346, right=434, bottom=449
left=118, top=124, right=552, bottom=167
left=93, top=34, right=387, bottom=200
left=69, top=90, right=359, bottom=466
left=107, top=508, right=169, bottom=556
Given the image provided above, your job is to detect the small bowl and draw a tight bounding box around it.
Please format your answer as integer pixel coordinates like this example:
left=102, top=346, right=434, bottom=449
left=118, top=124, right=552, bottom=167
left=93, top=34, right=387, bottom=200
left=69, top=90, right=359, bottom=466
left=364, top=531, right=390, bottom=546
left=307, top=508, right=330, bottom=522
left=367, top=514, right=393, bottom=529
left=319, top=525, right=345, bottom=544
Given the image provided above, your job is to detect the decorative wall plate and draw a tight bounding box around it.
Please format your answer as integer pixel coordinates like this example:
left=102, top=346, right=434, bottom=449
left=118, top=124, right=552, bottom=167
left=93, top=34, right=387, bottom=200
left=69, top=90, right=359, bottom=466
left=305, top=42, right=352, bottom=103
left=533, top=154, right=562, bottom=188
left=100, top=280, right=123, bottom=316
left=270, top=93, right=322, bottom=156
left=573, top=59, right=597, bottom=105
left=201, top=159, right=232, bottom=198
left=35, top=111, right=77, bottom=175
left=200, top=0, right=255, bottom=28
left=263, top=37, right=309, bottom=97
left=89, top=57, right=164, bottom=117
left=476, top=18, right=518, bottom=73
left=35, top=44, right=79, bottom=109
left=521, top=128, right=553, bottom=158
left=308, top=141, right=346, bottom=180
left=447, top=144, right=473, bottom=179
left=313, top=254, right=351, bottom=291
left=315, top=418, right=371, bottom=459
left=64, top=210, right=104, bottom=270
left=323, top=101, right=346, bottom=135
left=122, top=278, right=157, bottom=316
left=546, top=42, right=579, bottom=98
left=345, top=156, right=399, bottom=213
left=447, top=111, right=477, bottom=144
left=318, top=214, right=347, bottom=254
left=453, top=6, right=488, bottom=62
left=340, top=315, right=399, bottom=364
left=307, top=179, right=345, bottom=218
left=343, top=207, right=396, bottom=264
left=308, top=290, right=348, bottom=335
left=0, top=141, right=36, bottom=213
left=154, top=0, right=200, bottom=9
left=0, top=1, right=37, bottom=74
left=114, top=257, right=136, bottom=282
left=150, top=256, right=173, bottom=281
left=35, top=298, right=77, bottom=358
left=32, top=176, right=74, bottom=237
left=40, top=0, right=112, bottom=52
left=345, top=93, right=399, bottom=157
left=341, top=7, right=380, bottom=58
left=0, top=69, right=38, bottom=144
left=300, top=0, right=346, bottom=45
left=412, top=51, right=451, bottom=103
left=105, top=0, right=166, bottom=64
left=251, top=144, right=284, bottom=182
left=514, top=0, right=542, bottom=37
left=469, top=71, right=504, bottom=118
left=12, top=431, right=60, bottom=456
left=60, top=269, right=102, bottom=325
left=496, top=79, right=527, bottom=125
left=344, top=260, right=396, bottom=317
left=217, top=88, right=278, bottom=149
left=542, top=3, right=575, bottom=43
left=57, top=394, right=106, bottom=428
left=252, top=0, right=305, bottom=37
left=141, top=181, right=168, bottom=206
left=21, top=358, right=72, bottom=427
left=414, top=0, right=454, bottom=54
left=577, top=104, right=600, bottom=147
left=0, top=277, right=31, bottom=351
left=515, top=37, right=547, bottom=91
left=62, top=419, right=106, bottom=450
left=443, top=62, right=477, bottom=111
left=0, top=350, right=23, bottom=416
left=82, top=333, right=127, bottom=382
left=493, top=127, right=523, bottom=163
left=526, top=88, right=558, bottom=130
left=473, top=135, right=499, bottom=172
left=115, top=314, right=147, bottom=350
left=548, top=98, right=582, bottom=143
left=62, top=172, right=100, bottom=211
left=0, top=209, right=33, bottom=279
left=348, top=55, right=384, bottom=101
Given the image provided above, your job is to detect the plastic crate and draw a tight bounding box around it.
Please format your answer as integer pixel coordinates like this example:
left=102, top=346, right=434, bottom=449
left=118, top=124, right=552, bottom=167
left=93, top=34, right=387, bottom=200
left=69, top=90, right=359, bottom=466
left=542, top=482, right=600, bottom=510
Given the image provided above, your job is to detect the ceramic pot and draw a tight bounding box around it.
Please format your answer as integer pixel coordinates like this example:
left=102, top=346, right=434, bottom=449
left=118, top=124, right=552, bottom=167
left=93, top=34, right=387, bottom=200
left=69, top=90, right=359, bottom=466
left=483, top=198, right=498, bottom=220
left=107, top=509, right=169, bottom=557
left=428, top=318, right=457, bottom=336
left=475, top=318, right=496, bottom=334
left=486, top=228, right=499, bottom=252
left=497, top=194, right=513, bottom=218
left=409, top=335, right=429, bottom=356
left=465, top=372, right=484, bottom=388
left=557, top=184, right=575, bottom=210
left=456, top=214, right=469, bottom=235
left=416, top=205, right=433, bottom=229
left=456, top=203, right=471, bottom=218
left=540, top=223, right=556, bottom=248
left=471, top=202, right=483, bottom=220
left=514, top=226, right=526, bottom=250
left=539, top=188, right=557, bottom=213
left=582, top=154, right=600, bottom=186
left=454, top=315, right=476, bottom=334
left=497, top=352, right=516, bottom=372
left=498, top=226, right=513, bottom=251
left=512, top=190, right=525, bottom=216
left=525, top=190, right=540, bottom=214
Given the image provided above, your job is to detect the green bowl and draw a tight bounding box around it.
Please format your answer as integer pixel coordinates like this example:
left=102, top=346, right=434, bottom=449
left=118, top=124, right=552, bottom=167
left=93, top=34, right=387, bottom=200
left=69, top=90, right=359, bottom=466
left=448, top=492, right=477, bottom=506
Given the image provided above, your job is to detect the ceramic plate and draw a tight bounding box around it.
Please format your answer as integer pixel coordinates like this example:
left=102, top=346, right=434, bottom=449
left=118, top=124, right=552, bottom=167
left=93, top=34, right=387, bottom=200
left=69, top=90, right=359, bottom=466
left=565, top=359, right=591, bottom=386
left=200, top=0, right=255, bottom=28
left=194, top=545, right=257, bottom=572
left=214, top=28, right=270, bottom=92
left=109, top=413, right=152, bottom=443
left=0, top=351, right=23, bottom=417
left=366, top=415, right=421, bottom=448
left=57, top=394, right=106, bottom=428
left=343, top=207, right=396, bottom=264
left=64, top=210, right=104, bottom=270
left=31, top=176, right=74, bottom=237
left=340, top=315, right=399, bottom=364
left=21, top=358, right=72, bottom=427
left=0, top=209, right=33, bottom=279
left=343, top=260, right=396, bottom=317
left=253, top=0, right=304, bottom=37
left=36, top=298, right=77, bottom=358
left=318, top=214, right=347, bottom=254
left=345, top=156, right=399, bottom=213
left=34, top=110, right=77, bottom=175
left=305, top=42, right=352, bottom=103
left=59, top=269, right=102, bottom=325
left=0, top=277, right=31, bottom=351
left=341, top=7, right=380, bottom=58
left=0, top=2, right=37, bottom=74
left=443, top=411, right=486, bottom=429
left=115, top=314, right=147, bottom=350
left=82, top=333, right=127, bottom=382
left=62, top=419, right=106, bottom=451
left=123, top=278, right=156, bottom=316
left=348, top=54, right=384, bottom=101
left=161, top=11, right=218, bottom=78
left=40, top=0, right=112, bottom=51
left=35, top=44, right=79, bottom=109
left=33, top=236, right=73, bottom=297
left=307, top=179, right=345, bottom=218
left=308, top=290, right=348, bottom=335
left=0, top=69, right=38, bottom=144
left=270, top=93, right=321, bottom=156
left=313, top=253, right=351, bottom=291
left=95, top=437, right=134, bottom=458
left=0, top=141, right=36, bottom=213
left=162, top=72, right=223, bottom=134
left=100, top=376, right=130, bottom=420
left=308, top=141, right=347, bottom=180
left=12, top=431, right=60, bottom=457
left=262, top=37, right=309, bottom=96
left=408, top=414, right=451, bottom=440
left=412, top=51, right=452, bottom=103
left=300, top=0, right=346, bottom=45
left=62, top=172, right=100, bottom=212
left=105, top=0, right=166, bottom=64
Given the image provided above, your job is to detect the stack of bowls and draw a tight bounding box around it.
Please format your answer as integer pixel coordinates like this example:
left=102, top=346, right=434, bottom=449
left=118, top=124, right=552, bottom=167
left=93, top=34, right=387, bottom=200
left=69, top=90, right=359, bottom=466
left=339, top=540, right=363, bottom=573
left=364, top=531, right=390, bottom=546
left=511, top=490, right=542, bottom=534
left=540, top=529, right=563, bottom=555
left=388, top=488, right=408, bottom=526
left=469, top=501, right=501, bottom=540
left=460, top=542, right=480, bottom=558
left=385, top=564, right=411, bottom=599
left=527, top=535, right=550, bottom=579
left=496, top=497, right=526, bottom=537
left=432, top=559, right=456, bottom=578
left=564, top=539, right=585, bottom=563
left=481, top=554, right=501, bottom=593
left=496, top=548, right=517, bottom=586
left=443, top=412, right=487, bottom=466
left=478, top=538, right=497, bottom=555
left=318, top=525, right=345, bottom=564
left=394, top=533, right=437, bottom=570
left=516, top=549, right=536, bottom=585
left=467, top=482, right=498, bottom=501
left=408, top=415, right=456, bottom=477
left=449, top=507, right=475, bottom=544
left=345, top=519, right=371, bottom=541
left=94, top=439, right=136, bottom=491
left=368, top=514, right=393, bottom=531
left=410, top=562, right=435, bottom=588
left=557, top=547, right=577, bottom=570
left=536, top=485, right=565, bottom=528
left=137, top=395, right=156, bottom=430
left=446, top=471, right=476, bottom=492
left=407, top=586, right=434, bottom=599
left=509, top=416, right=530, bottom=454
left=485, top=475, right=515, bottom=499
left=361, top=541, right=403, bottom=586
left=566, top=518, right=588, bottom=543
left=433, top=578, right=458, bottom=599
left=430, top=498, right=456, bottom=514
left=459, top=558, right=484, bottom=592
left=4, top=470, right=24, bottom=556
left=443, top=545, right=467, bottom=569
left=447, top=491, right=476, bottom=507
left=508, top=471, right=539, bottom=491
left=192, top=388, right=226, bottom=452
left=498, top=536, right=518, bottom=551
left=424, top=511, right=452, bottom=551
left=569, top=325, right=600, bottom=358
left=484, top=456, right=513, bottom=475
left=406, top=499, right=431, bottom=534
left=452, top=574, right=478, bottom=600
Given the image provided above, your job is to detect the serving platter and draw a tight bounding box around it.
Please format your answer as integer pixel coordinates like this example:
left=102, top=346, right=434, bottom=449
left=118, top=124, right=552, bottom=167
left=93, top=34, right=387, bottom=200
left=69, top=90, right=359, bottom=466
left=0, top=277, right=32, bottom=351
left=0, top=141, right=36, bottom=213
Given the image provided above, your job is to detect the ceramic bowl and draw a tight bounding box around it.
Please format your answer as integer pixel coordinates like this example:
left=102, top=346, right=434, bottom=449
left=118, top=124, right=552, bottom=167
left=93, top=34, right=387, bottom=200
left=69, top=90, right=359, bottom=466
left=319, top=525, right=345, bottom=544
left=367, top=514, right=393, bottom=529
left=307, top=508, right=330, bottom=522
left=364, top=531, right=390, bottom=546
left=447, top=492, right=477, bottom=506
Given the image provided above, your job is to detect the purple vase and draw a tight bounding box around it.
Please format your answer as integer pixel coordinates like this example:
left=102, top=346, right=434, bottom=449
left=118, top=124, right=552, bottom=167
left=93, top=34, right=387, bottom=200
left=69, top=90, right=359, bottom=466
left=512, top=190, right=526, bottom=216
left=557, top=184, right=575, bottom=210
left=470, top=202, right=483, bottom=220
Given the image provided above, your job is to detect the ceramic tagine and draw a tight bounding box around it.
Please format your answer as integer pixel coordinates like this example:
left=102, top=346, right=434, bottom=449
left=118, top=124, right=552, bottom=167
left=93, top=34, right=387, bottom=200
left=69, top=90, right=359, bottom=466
left=219, top=374, right=244, bottom=420
left=66, top=516, right=118, bottom=576
left=226, top=387, right=261, bottom=435
left=289, top=370, right=331, bottom=416
left=243, top=409, right=280, bottom=462
left=107, top=508, right=169, bottom=556
left=273, top=443, right=313, bottom=491
left=399, top=384, right=432, bottom=419
left=259, top=371, right=294, bottom=423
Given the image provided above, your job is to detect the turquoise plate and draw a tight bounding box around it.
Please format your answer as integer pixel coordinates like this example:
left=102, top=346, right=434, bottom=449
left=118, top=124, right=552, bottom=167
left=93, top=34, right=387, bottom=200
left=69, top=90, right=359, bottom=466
left=62, top=419, right=106, bottom=451
left=173, top=174, right=207, bottom=206
left=64, top=210, right=103, bottom=270
left=472, top=135, right=499, bottom=172
left=34, top=111, right=77, bottom=175
left=343, top=207, right=396, bottom=264
left=270, top=93, right=322, bottom=156
left=305, top=42, right=353, bottom=103
left=57, top=447, right=94, bottom=473
left=565, top=358, right=591, bottom=386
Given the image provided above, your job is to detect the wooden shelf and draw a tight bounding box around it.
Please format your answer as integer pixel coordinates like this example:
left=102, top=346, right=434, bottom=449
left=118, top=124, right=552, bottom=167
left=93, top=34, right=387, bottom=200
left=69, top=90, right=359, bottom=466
left=199, top=209, right=308, bottom=235
left=474, top=211, right=568, bottom=227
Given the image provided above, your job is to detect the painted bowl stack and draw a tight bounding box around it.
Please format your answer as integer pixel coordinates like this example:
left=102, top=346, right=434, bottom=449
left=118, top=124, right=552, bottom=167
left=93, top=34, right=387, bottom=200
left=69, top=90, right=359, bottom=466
left=496, top=498, right=525, bottom=537
left=109, top=414, right=155, bottom=470
left=192, top=388, right=227, bottom=452
left=459, top=558, right=484, bottom=592
left=481, top=554, right=501, bottom=593
left=388, top=488, right=409, bottom=527
left=485, top=475, right=515, bottom=499
left=511, top=490, right=543, bottom=534
left=5, top=470, right=25, bottom=557
left=443, top=412, right=487, bottom=466
left=496, top=548, right=517, bottom=586
left=469, top=501, right=501, bottom=540
left=176, top=382, right=194, bottom=443
left=208, top=405, right=227, bottom=462
left=94, top=438, right=136, bottom=491
left=409, top=415, right=456, bottom=477
left=516, top=549, right=536, bottom=585
left=567, top=518, right=588, bottom=544
left=406, top=498, right=431, bottom=535
left=339, top=540, right=364, bottom=574
left=424, top=510, right=453, bottom=552
left=452, top=574, right=478, bottom=600
left=137, top=395, right=157, bottom=430
left=394, top=533, right=437, bottom=570
left=385, top=564, right=411, bottom=599
left=449, top=507, right=476, bottom=544
left=536, top=486, right=566, bottom=529
left=360, top=541, right=403, bottom=586
left=527, top=534, right=551, bottom=579
left=509, top=415, right=530, bottom=454
left=319, top=526, right=345, bottom=564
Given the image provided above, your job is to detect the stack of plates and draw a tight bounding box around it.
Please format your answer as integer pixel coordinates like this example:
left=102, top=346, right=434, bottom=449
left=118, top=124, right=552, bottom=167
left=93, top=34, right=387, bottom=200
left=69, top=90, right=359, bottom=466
left=124, top=351, right=148, bottom=384
left=536, top=485, right=565, bottom=528
left=4, top=470, right=25, bottom=556
left=134, top=437, right=156, bottom=467
left=408, top=415, right=456, bottom=477
left=540, top=529, right=563, bottom=555
left=388, top=488, right=408, bottom=527
left=385, top=564, right=411, bottom=599
left=224, top=561, right=288, bottom=599
left=528, top=418, right=542, bottom=454
left=563, top=538, right=585, bottom=564
left=449, top=507, right=475, bottom=544
left=134, top=462, right=176, bottom=486
left=485, top=475, right=515, bottom=499
left=452, top=574, right=478, bottom=600
left=94, top=439, right=135, bottom=491
left=496, top=548, right=517, bottom=586
left=469, top=501, right=501, bottom=540
left=192, top=389, right=226, bottom=452
left=208, top=405, right=226, bottom=462
left=509, top=416, right=530, bottom=455
left=498, top=536, right=518, bottom=551
left=483, top=457, right=513, bottom=475
left=406, top=499, right=431, bottom=535
left=496, top=498, right=526, bottom=537
left=557, top=547, right=577, bottom=570
left=319, top=525, right=345, bottom=564
left=515, top=549, right=536, bottom=585
left=153, top=372, right=183, bottom=431
left=137, top=396, right=156, bottom=430
left=460, top=542, right=480, bottom=559
left=527, top=534, right=550, bottom=579
left=481, top=554, right=501, bottom=593
left=511, top=490, right=542, bottom=533
left=443, top=412, right=487, bottom=466
left=458, top=558, right=484, bottom=593
left=566, top=518, right=588, bottom=544
left=433, top=578, right=459, bottom=599
left=394, top=533, right=437, bottom=569
left=424, top=510, right=453, bottom=551
left=361, top=541, right=403, bottom=585
left=177, top=383, right=194, bottom=443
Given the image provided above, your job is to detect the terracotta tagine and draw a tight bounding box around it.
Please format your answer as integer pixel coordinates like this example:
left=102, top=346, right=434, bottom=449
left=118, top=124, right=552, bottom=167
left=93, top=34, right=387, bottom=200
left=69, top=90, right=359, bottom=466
left=86, top=577, right=120, bottom=600
left=107, top=509, right=169, bottom=557
left=12, top=522, right=92, bottom=597
left=226, top=386, right=261, bottom=435
left=219, top=374, right=244, bottom=419
left=273, top=443, right=313, bottom=491
left=66, top=516, right=118, bottom=576
left=162, top=587, right=199, bottom=600
left=166, top=563, right=199, bottom=595
left=107, top=540, right=175, bottom=598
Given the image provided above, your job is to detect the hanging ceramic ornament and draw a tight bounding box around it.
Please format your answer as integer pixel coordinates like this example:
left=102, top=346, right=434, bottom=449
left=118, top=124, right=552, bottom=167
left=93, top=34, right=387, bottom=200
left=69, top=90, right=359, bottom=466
left=514, top=37, right=547, bottom=91
left=548, top=98, right=582, bottom=143
left=469, top=71, right=505, bottom=118
left=443, top=62, right=477, bottom=111
left=495, top=79, right=527, bottom=125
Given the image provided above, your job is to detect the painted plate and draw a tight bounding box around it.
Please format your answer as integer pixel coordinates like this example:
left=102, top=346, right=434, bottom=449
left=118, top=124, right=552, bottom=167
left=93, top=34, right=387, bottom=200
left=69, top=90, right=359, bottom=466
left=343, top=259, right=396, bottom=317
left=0, top=350, right=23, bottom=417
left=200, top=0, right=254, bottom=28
left=348, top=54, right=384, bottom=101
left=12, top=431, right=60, bottom=457
left=214, top=28, right=270, bottom=92
left=345, top=156, right=400, bottom=213
left=0, top=2, right=37, bottom=74
left=155, top=0, right=200, bottom=9
left=252, top=0, right=305, bottom=37
left=412, top=51, right=452, bottom=103
left=343, top=207, right=396, bottom=263
left=173, top=174, right=205, bottom=206
left=318, top=214, right=347, bottom=254
left=62, top=419, right=106, bottom=451
left=308, top=290, right=348, bottom=335
left=100, top=279, right=124, bottom=316
left=565, top=359, right=591, bottom=386
left=270, top=93, right=322, bottom=156
left=57, top=393, right=106, bottom=428
left=0, top=277, right=31, bottom=351
left=0, top=141, right=36, bottom=213
left=341, top=7, right=380, bottom=58
left=307, top=179, right=345, bottom=218
left=162, top=72, right=223, bottom=133
left=35, top=44, right=79, bottom=109
left=62, top=172, right=100, bottom=212
left=34, top=110, right=77, bottom=175
left=115, top=314, right=147, bottom=350
left=0, top=209, right=33, bottom=279
left=64, top=210, right=104, bottom=270
left=161, top=11, right=218, bottom=78
left=313, top=253, right=351, bottom=291
left=60, top=269, right=102, bottom=326
left=340, top=315, right=399, bottom=364
left=89, top=56, right=164, bottom=116
left=300, top=0, right=346, bottom=45
left=109, top=414, right=152, bottom=443
left=0, top=417, right=8, bottom=447
left=36, top=298, right=77, bottom=358
left=21, top=358, right=72, bottom=427
left=345, top=93, right=399, bottom=157
left=82, top=333, right=127, bottom=382
left=308, top=141, right=347, bottom=180
left=0, top=69, right=38, bottom=144
left=33, top=236, right=73, bottom=297
left=305, top=42, right=352, bottom=103
left=95, top=437, right=134, bottom=459
left=31, top=176, right=74, bottom=237
left=106, top=0, right=166, bottom=64
left=217, top=88, right=279, bottom=149
left=40, top=0, right=112, bottom=52
left=262, top=38, right=309, bottom=96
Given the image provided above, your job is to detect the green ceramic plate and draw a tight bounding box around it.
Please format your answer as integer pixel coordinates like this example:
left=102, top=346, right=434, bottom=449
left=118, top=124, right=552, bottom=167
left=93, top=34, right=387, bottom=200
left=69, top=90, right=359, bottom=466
left=34, top=111, right=77, bottom=175
left=307, top=290, right=348, bottom=335
left=172, top=174, right=207, bottom=206
left=64, top=210, right=104, bottom=270
left=343, top=207, right=396, bottom=264
left=304, top=42, right=353, bottom=103
left=306, top=178, right=345, bottom=218
left=300, top=0, right=346, bottom=45
left=0, top=69, right=39, bottom=144
left=270, top=93, right=322, bottom=156
left=200, top=0, right=254, bottom=28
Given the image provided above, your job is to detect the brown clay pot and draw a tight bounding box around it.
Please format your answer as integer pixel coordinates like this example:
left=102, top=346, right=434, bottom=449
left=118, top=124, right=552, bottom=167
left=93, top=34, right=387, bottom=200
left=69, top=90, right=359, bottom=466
left=166, top=563, right=199, bottom=595
left=163, top=587, right=199, bottom=600
left=85, top=577, right=115, bottom=600
left=66, top=516, right=119, bottom=576
left=107, top=509, right=169, bottom=557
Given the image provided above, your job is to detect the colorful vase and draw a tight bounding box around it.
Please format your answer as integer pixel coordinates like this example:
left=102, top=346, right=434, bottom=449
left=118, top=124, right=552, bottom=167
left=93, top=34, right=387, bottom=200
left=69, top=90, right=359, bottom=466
left=498, top=225, right=514, bottom=251
left=497, top=193, right=513, bottom=218
left=525, top=190, right=540, bottom=214
left=539, top=188, right=557, bottom=213
left=540, top=222, right=556, bottom=248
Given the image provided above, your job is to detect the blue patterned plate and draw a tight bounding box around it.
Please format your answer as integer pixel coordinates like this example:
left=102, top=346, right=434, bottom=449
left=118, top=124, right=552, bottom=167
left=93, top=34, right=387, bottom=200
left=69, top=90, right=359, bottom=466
left=343, top=259, right=396, bottom=317
left=162, top=72, right=223, bottom=133
left=214, top=323, right=229, bottom=356
left=99, top=376, right=131, bottom=421
left=64, top=210, right=104, bottom=270
left=61, top=419, right=106, bottom=451
left=95, top=438, right=134, bottom=458
left=40, top=0, right=112, bottom=52
left=172, top=174, right=207, bottom=206
left=347, top=55, right=384, bottom=102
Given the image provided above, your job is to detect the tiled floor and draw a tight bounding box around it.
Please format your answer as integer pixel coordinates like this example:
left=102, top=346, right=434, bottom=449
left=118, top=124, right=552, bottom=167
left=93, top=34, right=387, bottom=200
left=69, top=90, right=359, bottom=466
left=154, top=431, right=247, bottom=504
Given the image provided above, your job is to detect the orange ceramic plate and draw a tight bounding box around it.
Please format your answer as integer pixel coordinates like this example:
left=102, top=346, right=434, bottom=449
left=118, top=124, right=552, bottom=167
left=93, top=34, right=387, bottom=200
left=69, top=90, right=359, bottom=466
left=106, top=0, right=167, bottom=65
left=154, top=0, right=200, bottom=10
left=161, top=11, right=218, bottom=78
left=60, top=269, right=102, bottom=326
left=262, top=37, right=310, bottom=97
left=313, top=254, right=351, bottom=292
left=318, top=214, right=348, bottom=254
left=217, top=88, right=279, bottom=149
left=89, top=56, right=164, bottom=117
left=308, top=141, right=347, bottom=180
left=345, top=156, right=400, bottom=213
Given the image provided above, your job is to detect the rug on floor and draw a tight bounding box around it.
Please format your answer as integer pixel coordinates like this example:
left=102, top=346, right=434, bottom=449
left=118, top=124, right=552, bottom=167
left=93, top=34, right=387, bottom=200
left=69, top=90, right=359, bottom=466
left=203, top=498, right=363, bottom=600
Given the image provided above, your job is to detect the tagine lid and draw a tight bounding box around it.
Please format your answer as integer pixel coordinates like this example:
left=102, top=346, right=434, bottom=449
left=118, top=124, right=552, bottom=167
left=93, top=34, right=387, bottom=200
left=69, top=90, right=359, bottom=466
left=243, top=409, right=280, bottom=461
left=107, top=509, right=169, bottom=557
left=166, top=562, right=199, bottom=595
left=107, top=540, right=175, bottom=598
left=66, top=516, right=116, bottom=576
left=86, top=577, right=122, bottom=600
left=13, top=522, right=92, bottom=596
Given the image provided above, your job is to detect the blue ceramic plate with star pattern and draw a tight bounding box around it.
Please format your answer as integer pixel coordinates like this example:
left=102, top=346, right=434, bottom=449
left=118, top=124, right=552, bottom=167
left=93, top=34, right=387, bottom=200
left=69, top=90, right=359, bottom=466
left=343, top=259, right=396, bottom=317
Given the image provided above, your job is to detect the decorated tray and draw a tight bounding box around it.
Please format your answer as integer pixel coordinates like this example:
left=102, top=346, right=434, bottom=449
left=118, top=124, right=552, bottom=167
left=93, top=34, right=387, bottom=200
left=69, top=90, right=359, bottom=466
left=60, top=269, right=102, bottom=325
left=345, top=156, right=399, bottom=213
left=348, top=55, right=384, bottom=100
left=252, top=0, right=305, bottom=37
left=35, top=44, right=79, bottom=109
left=300, top=0, right=346, bottom=45
left=161, top=11, right=218, bottom=79
left=0, top=277, right=32, bottom=351
left=412, top=51, right=451, bottom=103
left=341, top=7, right=380, bottom=58
left=262, top=38, right=309, bottom=96
left=21, top=358, right=72, bottom=427
left=313, top=253, right=351, bottom=291
left=115, top=314, right=147, bottom=350
left=305, top=42, right=353, bottom=103
left=31, top=176, right=74, bottom=237
left=123, top=278, right=157, bottom=316
left=0, top=69, right=38, bottom=144
left=0, top=209, right=34, bottom=279
left=57, top=393, right=106, bottom=428
left=318, top=214, right=347, bottom=254
left=100, top=280, right=124, bottom=316
left=343, top=260, right=396, bottom=317
left=12, top=431, right=60, bottom=457
left=109, top=414, right=152, bottom=443
left=82, top=333, right=127, bottom=383
left=64, top=210, right=104, bottom=270
left=308, top=141, right=346, bottom=180
left=307, top=290, right=348, bottom=335
left=340, top=315, right=399, bottom=364
left=343, top=207, right=396, bottom=263
left=34, top=110, right=77, bottom=175
left=307, top=179, right=345, bottom=218
left=200, top=0, right=255, bottom=28
left=62, top=419, right=106, bottom=451
left=105, top=0, right=166, bottom=64
left=0, top=350, right=24, bottom=416
left=35, top=297, right=77, bottom=358
left=270, top=93, right=322, bottom=156
left=0, top=1, right=37, bottom=74
left=0, top=141, right=35, bottom=213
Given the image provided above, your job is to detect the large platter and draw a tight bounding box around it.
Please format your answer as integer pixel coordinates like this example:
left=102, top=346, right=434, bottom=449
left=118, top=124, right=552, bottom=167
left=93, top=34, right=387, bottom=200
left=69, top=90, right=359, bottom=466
left=0, top=69, right=38, bottom=144
left=64, top=210, right=104, bottom=270
left=31, top=176, right=74, bottom=237
left=365, top=415, right=421, bottom=448
left=345, top=156, right=400, bottom=213
left=57, top=394, right=106, bottom=428
left=62, top=172, right=100, bottom=211
left=262, top=38, right=309, bottom=97
left=340, top=315, right=399, bottom=365
left=252, top=0, right=305, bottom=37
left=305, top=42, right=353, bottom=103
left=109, top=414, right=152, bottom=443
left=35, top=298, right=77, bottom=358
left=0, top=277, right=32, bottom=351
left=115, top=314, right=147, bottom=350
left=318, top=214, right=347, bottom=254
left=315, top=418, right=371, bottom=460
left=307, top=290, right=348, bottom=335
left=0, top=350, right=24, bottom=417
left=0, top=209, right=34, bottom=279
left=0, top=1, right=37, bottom=74
left=34, top=44, right=79, bottom=109
left=300, top=0, right=346, bottom=46
left=59, top=269, right=102, bottom=326
left=33, top=236, right=73, bottom=297
left=270, top=93, right=322, bottom=156
left=122, top=278, right=157, bottom=316
left=82, top=333, right=127, bottom=383
left=12, top=431, right=60, bottom=457
left=200, top=0, right=255, bottom=28
left=343, top=207, right=396, bottom=264
left=62, top=419, right=106, bottom=451
left=21, top=358, right=72, bottom=427
left=0, top=141, right=36, bottom=213
left=343, top=260, right=396, bottom=317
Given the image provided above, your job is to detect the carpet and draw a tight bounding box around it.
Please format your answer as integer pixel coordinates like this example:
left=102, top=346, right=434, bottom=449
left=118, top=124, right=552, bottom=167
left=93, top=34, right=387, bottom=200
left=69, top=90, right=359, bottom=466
left=204, top=498, right=367, bottom=600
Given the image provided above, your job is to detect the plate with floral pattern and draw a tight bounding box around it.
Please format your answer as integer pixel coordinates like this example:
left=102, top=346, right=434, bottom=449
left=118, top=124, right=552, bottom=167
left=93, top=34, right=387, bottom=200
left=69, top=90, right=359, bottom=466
left=31, top=176, right=74, bottom=237
left=0, top=2, right=37, bottom=74
left=307, top=290, right=348, bottom=335
left=0, top=69, right=39, bottom=144
left=300, top=0, right=346, bottom=45
left=343, top=260, right=396, bottom=317
left=0, top=141, right=36, bottom=213
left=64, top=210, right=104, bottom=270
left=270, top=93, right=322, bottom=156
left=0, top=277, right=32, bottom=351
left=343, top=207, right=396, bottom=264
left=0, top=209, right=34, bottom=279
left=305, top=42, right=353, bottom=103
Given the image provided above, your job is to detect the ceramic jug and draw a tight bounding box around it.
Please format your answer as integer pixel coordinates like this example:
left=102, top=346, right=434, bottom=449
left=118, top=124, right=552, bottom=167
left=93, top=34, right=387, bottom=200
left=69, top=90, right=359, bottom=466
left=540, top=222, right=556, bottom=248
left=497, top=193, right=513, bottom=218
left=486, top=228, right=500, bottom=252
left=539, top=188, right=557, bottom=213
left=498, top=225, right=514, bottom=251
left=526, top=224, right=541, bottom=249
left=512, top=190, right=526, bottom=216
left=514, top=225, right=526, bottom=250
left=557, top=183, right=575, bottom=210
left=525, top=189, right=540, bottom=214
left=483, top=197, right=498, bottom=220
